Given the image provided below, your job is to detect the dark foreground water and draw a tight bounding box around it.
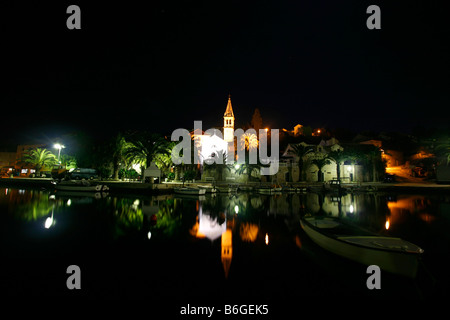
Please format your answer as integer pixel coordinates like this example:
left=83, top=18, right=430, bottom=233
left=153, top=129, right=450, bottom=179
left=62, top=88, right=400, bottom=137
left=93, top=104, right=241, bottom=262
left=1, top=186, right=450, bottom=310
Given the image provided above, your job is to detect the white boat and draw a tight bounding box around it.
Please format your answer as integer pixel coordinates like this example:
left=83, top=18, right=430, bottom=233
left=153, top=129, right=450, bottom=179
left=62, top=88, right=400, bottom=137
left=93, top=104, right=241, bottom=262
left=174, top=187, right=206, bottom=195
left=216, top=186, right=232, bottom=193
left=197, top=185, right=217, bottom=193
left=300, top=216, right=424, bottom=278
left=257, top=187, right=282, bottom=194
left=281, top=186, right=297, bottom=193
left=238, top=185, right=254, bottom=192
left=53, top=180, right=109, bottom=192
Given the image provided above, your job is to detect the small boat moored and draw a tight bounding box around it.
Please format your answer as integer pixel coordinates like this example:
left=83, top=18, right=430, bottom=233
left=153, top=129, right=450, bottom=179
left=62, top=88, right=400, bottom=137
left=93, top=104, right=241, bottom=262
left=174, top=187, right=206, bottom=195
left=300, top=216, right=424, bottom=278
left=216, top=185, right=236, bottom=193
left=238, top=185, right=254, bottom=192
left=53, top=180, right=109, bottom=192
left=257, top=185, right=282, bottom=194
left=197, top=185, right=217, bottom=193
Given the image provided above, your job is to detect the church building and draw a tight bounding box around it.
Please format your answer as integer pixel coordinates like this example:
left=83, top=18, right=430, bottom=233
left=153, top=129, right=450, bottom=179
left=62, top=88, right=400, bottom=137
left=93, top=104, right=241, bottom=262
left=197, top=94, right=236, bottom=165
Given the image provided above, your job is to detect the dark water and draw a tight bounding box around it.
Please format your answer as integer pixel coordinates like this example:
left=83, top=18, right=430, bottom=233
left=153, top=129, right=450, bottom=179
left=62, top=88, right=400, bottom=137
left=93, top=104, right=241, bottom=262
left=1, top=187, right=450, bottom=308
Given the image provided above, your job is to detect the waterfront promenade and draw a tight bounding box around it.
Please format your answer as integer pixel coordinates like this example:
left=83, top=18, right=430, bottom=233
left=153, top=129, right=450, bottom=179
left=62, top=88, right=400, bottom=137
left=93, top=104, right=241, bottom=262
left=1, top=176, right=450, bottom=195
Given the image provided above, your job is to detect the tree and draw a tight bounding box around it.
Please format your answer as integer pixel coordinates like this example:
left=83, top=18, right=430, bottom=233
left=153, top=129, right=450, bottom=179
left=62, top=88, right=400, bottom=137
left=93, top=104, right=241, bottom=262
left=154, top=141, right=176, bottom=179
left=125, top=132, right=170, bottom=180
left=173, top=137, right=200, bottom=181
left=22, top=148, right=58, bottom=176
left=110, top=133, right=128, bottom=180
left=365, top=145, right=383, bottom=182
left=434, top=139, right=450, bottom=166
left=288, top=143, right=313, bottom=182
left=235, top=161, right=261, bottom=183
left=251, top=108, right=263, bottom=134
left=311, top=157, right=331, bottom=182
left=239, top=132, right=258, bottom=152
left=327, top=149, right=348, bottom=182
left=59, top=154, right=77, bottom=171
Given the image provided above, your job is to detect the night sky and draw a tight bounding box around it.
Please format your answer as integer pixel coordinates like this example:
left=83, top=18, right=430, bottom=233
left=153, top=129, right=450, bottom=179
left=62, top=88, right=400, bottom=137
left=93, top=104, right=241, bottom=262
left=2, top=0, right=449, bottom=147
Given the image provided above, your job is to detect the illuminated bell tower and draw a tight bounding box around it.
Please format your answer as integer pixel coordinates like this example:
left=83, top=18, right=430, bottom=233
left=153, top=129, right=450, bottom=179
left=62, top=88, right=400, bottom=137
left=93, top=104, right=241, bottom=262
left=223, top=94, right=235, bottom=144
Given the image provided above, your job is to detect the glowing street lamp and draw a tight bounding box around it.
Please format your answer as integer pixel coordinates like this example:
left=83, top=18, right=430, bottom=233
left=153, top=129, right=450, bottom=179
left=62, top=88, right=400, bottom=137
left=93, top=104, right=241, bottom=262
left=54, top=143, right=65, bottom=163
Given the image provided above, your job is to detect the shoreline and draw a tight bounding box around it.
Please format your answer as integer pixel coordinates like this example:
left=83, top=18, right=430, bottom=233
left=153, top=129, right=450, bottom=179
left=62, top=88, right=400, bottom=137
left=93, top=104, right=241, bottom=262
left=1, top=177, right=450, bottom=195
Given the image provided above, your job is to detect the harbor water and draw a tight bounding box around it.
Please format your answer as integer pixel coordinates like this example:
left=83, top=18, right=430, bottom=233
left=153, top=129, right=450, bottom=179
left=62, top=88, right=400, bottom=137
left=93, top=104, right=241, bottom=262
left=1, top=186, right=450, bottom=307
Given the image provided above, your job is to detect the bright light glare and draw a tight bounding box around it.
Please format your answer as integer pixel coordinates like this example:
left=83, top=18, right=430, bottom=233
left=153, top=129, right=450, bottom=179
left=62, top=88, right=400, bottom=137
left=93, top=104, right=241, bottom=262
left=385, top=219, right=390, bottom=230
left=235, top=164, right=240, bottom=170
left=66, top=199, right=72, bottom=206
left=349, top=205, right=354, bottom=213
left=45, top=216, right=53, bottom=229
left=147, top=231, right=152, bottom=240
left=53, top=144, right=65, bottom=150
left=265, top=233, right=269, bottom=245
left=234, top=205, right=239, bottom=214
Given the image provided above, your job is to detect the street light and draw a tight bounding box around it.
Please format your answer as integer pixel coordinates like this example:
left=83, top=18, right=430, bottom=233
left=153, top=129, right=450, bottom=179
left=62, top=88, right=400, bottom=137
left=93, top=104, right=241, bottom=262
left=54, top=143, right=65, bottom=163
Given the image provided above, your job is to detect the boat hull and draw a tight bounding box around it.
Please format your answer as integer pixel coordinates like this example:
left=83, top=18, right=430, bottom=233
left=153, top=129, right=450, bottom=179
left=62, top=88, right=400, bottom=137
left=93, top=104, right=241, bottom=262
left=174, top=188, right=206, bottom=195
left=55, top=184, right=109, bottom=192
left=258, top=187, right=282, bottom=194
left=197, top=185, right=217, bottom=193
left=300, top=217, right=423, bottom=278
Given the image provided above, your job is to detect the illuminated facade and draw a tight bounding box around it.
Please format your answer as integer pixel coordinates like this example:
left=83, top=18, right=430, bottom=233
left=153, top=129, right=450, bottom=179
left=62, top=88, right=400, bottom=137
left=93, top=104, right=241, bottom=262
left=197, top=131, right=228, bottom=164
left=196, top=95, right=236, bottom=166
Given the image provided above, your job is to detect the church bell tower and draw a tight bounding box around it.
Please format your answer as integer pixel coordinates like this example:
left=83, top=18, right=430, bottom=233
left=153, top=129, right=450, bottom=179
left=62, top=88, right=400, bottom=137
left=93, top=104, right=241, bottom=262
left=223, top=94, right=235, bottom=144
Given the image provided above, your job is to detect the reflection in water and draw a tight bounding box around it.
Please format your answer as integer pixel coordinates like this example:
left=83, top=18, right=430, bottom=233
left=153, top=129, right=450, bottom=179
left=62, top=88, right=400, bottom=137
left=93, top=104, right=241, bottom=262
left=239, top=223, right=258, bottom=242
left=0, top=188, right=55, bottom=221
left=44, top=209, right=54, bottom=229
left=112, top=195, right=182, bottom=239
left=112, top=197, right=144, bottom=236
left=387, top=195, right=437, bottom=227
left=198, top=205, right=226, bottom=241
left=385, top=217, right=390, bottom=230
left=221, top=228, right=232, bottom=278
left=2, top=187, right=450, bottom=298
left=1, top=188, right=444, bottom=247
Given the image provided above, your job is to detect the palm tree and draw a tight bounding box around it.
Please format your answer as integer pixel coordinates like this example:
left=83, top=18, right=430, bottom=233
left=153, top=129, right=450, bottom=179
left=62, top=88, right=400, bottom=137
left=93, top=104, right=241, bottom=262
left=59, top=154, right=77, bottom=171
left=288, top=143, right=313, bottom=182
left=125, top=132, right=170, bottom=181
left=21, top=148, right=58, bottom=176
left=239, top=132, right=258, bottom=152
left=365, top=145, right=383, bottom=182
left=327, top=149, right=349, bottom=182
left=311, top=157, right=331, bottom=182
left=154, top=141, right=176, bottom=179
left=235, top=161, right=262, bottom=183
left=236, top=163, right=263, bottom=182
left=110, top=133, right=128, bottom=180
left=435, top=141, right=450, bottom=165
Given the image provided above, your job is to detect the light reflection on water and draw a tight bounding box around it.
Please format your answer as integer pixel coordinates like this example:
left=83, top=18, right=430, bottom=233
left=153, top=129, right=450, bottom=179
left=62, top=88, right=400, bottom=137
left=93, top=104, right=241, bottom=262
left=1, top=187, right=450, bottom=299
